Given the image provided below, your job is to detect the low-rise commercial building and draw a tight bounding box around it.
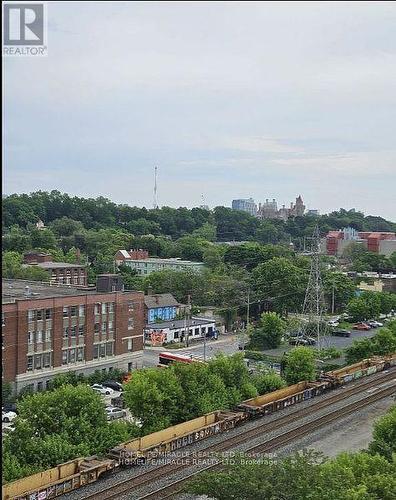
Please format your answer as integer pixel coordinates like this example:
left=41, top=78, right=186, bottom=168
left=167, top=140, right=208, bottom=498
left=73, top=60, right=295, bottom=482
left=2, top=275, right=144, bottom=393
left=144, top=292, right=182, bottom=324
left=144, top=317, right=217, bottom=345
left=115, top=249, right=205, bottom=275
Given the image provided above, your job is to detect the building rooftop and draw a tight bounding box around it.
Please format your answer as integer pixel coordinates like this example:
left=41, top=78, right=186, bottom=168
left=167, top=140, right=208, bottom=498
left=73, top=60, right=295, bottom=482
left=144, top=293, right=180, bottom=309
left=145, top=316, right=215, bottom=329
left=24, top=262, right=86, bottom=269
left=2, top=279, right=97, bottom=304
left=126, top=257, right=204, bottom=266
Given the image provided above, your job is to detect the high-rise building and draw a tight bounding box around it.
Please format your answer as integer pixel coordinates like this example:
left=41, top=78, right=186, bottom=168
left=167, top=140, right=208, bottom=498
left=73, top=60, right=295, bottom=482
left=231, top=198, right=257, bottom=216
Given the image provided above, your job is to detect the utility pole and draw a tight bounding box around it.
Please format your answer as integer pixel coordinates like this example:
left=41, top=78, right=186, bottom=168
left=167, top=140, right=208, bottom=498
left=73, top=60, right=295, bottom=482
left=331, top=282, right=335, bottom=315
left=185, top=294, right=191, bottom=348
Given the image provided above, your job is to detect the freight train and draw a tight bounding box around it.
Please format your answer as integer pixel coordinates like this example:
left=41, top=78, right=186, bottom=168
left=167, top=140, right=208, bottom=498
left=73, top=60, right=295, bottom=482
left=3, top=354, right=395, bottom=500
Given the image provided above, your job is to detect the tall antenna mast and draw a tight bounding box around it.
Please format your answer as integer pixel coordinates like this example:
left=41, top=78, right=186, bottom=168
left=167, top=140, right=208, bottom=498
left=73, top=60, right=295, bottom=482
left=153, top=166, right=158, bottom=209
left=301, top=224, right=327, bottom=351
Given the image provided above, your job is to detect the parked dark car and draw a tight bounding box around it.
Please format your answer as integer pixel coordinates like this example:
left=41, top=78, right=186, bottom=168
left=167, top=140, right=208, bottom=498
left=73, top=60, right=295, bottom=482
left=289, top=331, right=304, bottom=338
left=331, top=329, right=351, bottom=337
left=2, top=403, right=17, bottom=413
left=102, top=380, right=123, bottom=392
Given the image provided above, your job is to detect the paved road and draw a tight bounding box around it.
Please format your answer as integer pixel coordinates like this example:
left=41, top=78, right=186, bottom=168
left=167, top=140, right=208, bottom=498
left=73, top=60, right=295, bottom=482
left=143, top=335, right=239, bottom=367
left=143, top=327, right=380, bottom=367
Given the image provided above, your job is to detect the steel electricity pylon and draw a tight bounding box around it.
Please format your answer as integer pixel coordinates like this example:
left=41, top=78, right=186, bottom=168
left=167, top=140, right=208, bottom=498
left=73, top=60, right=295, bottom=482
left=300, top=224, right=327, bottom=350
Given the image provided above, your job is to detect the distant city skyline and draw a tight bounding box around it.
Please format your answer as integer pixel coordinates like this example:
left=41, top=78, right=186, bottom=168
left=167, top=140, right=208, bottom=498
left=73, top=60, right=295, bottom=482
left=3, top=2, right=396, bottom=220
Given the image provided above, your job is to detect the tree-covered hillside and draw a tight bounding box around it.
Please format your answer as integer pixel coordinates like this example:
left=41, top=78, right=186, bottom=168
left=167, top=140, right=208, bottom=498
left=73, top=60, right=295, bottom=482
left=3, top=191, right=396, bottom=244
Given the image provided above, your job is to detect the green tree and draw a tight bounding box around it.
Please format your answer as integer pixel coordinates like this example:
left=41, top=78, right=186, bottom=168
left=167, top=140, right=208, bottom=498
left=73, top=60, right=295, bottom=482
left=49, top=217, right=85, bottom=237
left=2, top=226, right=32, bottom=252
left=2, top=385, right=135, bottom=483
left=369, top=405, right=396, bottom=461
left=202, top=246, right=223, bottom=269
left=249, top=312, right=286, bottom=350
left=345, top=326, right=396, bottom=363
left=192, top=222, right=217, bottom=241
left=323, top=272, right=356, bottom=312
left=252, top=370, right=286, bottom=395
left=347, top=292, right=382, bottom=322
left=283, top=347, right=316, bottom=384
left=252, top=257, right=306, bottom=315
left=29, top=228, right=57, bottom=249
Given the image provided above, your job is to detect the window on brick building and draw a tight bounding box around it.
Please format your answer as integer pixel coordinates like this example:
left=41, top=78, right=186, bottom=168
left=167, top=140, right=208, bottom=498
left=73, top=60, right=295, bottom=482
left=101, top=322, right=106, bottom=334
left=68, top=349, right=76, bottom=363
left=37, top=382, right=43, bottom=392
left=45, top=309, right=52, bottom=320
left=127, top=338, right=133, bottom=352
left=34, top=355, right=42, bottom=369
left=27, top=356, right=33, bottom=371
left=63, top=307, right=69, bottom=318
left=108, top=303, right=114, bottom=314
left=70, top=326, right=76, bottom=338
left=62, top=350, right=68, bottom=365
left=102, top=303, right=107, bottom=315
left=28, top=310, right=35, bottom=321
left=45, top=329, right=51, bottom=342
left=79, top=305, right=85, bottom=317
left=70, top=306, right=77, bottom=317
left=36, top=330, right=43, bottom=343
left=43, top=353, right=51, bottom=368
left=77, top=347, right=84, bottom=361
left=63, top=327, right=69, bottom=338
left=36, top=310, right=43, bottom=321
left=108, top=320, right=114, bottom=333
left=128, top=318, right=134, bottom=330
left=106, top=342, right=114, bottom=356
left=100, top=344, right=106, bottom=358
left=93, top=345, right=99, bottom=359
left=94, top=303, right=101, bottom=315
left=28, top=331, right=34, bottom=344
left=94, top=323, right=100, bottom=334
left=78, top=325, right=84, bottom=336
left=128, top=301, right=134, bottom=312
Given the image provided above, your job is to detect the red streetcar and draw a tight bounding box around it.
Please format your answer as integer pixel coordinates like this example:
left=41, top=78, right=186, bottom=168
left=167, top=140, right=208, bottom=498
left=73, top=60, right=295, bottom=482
left=158, top=351, right=204, bottom=367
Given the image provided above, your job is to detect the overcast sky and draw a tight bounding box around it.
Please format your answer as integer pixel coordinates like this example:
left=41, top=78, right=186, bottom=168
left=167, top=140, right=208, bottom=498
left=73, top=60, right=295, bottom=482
left=3, top=1, right=396, bottom=219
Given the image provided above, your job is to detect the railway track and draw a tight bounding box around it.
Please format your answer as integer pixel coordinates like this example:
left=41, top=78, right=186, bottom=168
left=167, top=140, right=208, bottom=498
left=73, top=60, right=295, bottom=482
left=140, top=383, right=396, bottom=500
left=81, top=370, right=396, bottom=500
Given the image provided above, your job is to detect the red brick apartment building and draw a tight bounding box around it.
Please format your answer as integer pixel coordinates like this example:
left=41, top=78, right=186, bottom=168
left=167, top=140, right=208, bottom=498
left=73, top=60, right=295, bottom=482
left=2, top=275, right=144, bottom=393
left=23, top=251, right=88, bottom=286
left=325, top=228, right=396, bottom=257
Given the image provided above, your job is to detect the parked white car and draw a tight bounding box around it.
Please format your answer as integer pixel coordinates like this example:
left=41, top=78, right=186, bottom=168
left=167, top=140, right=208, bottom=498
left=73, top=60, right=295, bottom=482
left=367, top=320, right=383, bottom=328
left=105, top=406, right=127, bottom=421
left=328, top=319, right=339, bottom=327
left=91, top=384, right=115, bottom=396
left=2, top=411, right=17, bottom=423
